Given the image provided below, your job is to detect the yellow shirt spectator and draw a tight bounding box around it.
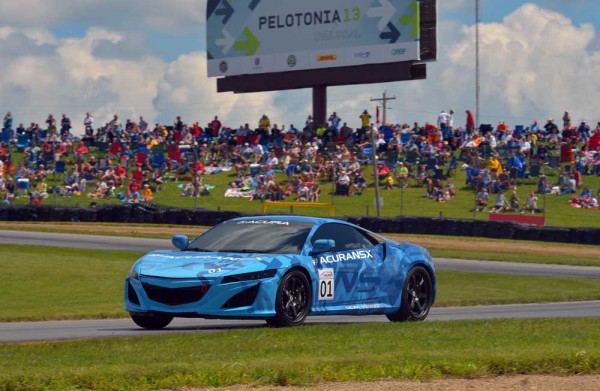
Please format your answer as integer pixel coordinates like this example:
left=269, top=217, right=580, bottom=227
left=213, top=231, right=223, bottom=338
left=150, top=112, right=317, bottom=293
left=487, top=156, right=504, bottom=174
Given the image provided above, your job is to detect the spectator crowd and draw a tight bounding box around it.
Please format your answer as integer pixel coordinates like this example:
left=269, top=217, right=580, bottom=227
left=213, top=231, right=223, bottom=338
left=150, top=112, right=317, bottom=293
left=1, top=108, right=599, bottom=212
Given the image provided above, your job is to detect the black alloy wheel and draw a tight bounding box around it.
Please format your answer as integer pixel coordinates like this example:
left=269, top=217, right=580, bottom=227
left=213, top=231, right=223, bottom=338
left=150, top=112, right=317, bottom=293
left=387, top=266, right=433, bottom=322
left=267, top=270, right=311, bottom=327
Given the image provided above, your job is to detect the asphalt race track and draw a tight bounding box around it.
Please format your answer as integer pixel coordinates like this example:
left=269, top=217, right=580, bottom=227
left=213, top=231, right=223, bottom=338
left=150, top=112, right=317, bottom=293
left=1, top=301, right=599, bottom=342
left=1, top=230, right=599, bottom=342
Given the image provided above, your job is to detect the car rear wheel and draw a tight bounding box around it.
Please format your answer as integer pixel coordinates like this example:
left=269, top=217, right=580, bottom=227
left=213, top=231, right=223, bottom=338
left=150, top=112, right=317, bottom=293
left=387, top=266, right=433, bottom=322
left=130, top=313, right=173, bottom=329
left=267, top=270, right=311, bottom=327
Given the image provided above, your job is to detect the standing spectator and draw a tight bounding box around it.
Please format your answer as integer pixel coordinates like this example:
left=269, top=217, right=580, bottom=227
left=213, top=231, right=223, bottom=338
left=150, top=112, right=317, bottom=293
left=465, top=110, right=475, bottom=136
left=139, top=116, right=148, bottom=136
left=174, top=116, right=184, bottom=132
left=60, top=114, right=71, bottom=135
left=210, top=116, right=222, bottom=138
left=444, top=109, right=455, bottom=142
left=84, top=112, right=94, bottom=135
left=328, top=112, right=342, bottom=135
left=562, top=111, right=571, bottom=128
left=259, top=114, right=270, bottom=131
left=46, top=114, right=57, bottom=135
left=359, top=110, right=371, bottom=131
left=2, top=112, right=13, bottom=131
left=437, top=110, right=449, bottom=138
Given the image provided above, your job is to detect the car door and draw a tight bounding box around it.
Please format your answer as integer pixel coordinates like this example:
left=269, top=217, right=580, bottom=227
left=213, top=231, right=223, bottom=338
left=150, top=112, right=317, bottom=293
left=309, top=223, right=386, bottom=312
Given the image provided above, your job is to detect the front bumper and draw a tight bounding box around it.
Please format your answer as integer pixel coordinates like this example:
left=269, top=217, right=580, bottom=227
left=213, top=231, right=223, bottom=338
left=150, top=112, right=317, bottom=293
left=124, top=273, right=280, bottom=319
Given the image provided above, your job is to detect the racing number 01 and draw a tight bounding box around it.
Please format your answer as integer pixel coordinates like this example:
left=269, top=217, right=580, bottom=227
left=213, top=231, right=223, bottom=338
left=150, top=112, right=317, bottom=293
left=318, top=268, right=334, bottom=300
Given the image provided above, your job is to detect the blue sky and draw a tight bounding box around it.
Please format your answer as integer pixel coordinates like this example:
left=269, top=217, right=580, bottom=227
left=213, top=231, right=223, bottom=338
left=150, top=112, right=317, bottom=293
left=2, top=0, right=600, bottom=133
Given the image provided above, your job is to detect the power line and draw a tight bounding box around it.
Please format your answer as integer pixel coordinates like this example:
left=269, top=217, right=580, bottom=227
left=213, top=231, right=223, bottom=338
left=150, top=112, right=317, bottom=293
left=370, top=91, right=396, bottom=125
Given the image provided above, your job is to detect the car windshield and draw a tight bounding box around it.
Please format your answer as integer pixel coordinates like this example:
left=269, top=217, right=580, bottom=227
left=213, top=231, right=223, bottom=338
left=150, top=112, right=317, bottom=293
left=188, top=219, right=314, bottom=255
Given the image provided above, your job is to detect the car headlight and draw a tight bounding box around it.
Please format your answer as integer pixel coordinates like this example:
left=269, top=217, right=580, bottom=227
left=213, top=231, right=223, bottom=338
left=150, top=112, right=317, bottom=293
left=221, top=269, right=277, bottom=284
left=129, top=269, right=140, bottom=280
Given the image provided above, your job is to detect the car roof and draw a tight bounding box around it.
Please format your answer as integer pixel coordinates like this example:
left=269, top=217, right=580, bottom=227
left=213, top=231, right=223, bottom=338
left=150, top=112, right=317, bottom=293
left=229, top=215, right=346, bottom=226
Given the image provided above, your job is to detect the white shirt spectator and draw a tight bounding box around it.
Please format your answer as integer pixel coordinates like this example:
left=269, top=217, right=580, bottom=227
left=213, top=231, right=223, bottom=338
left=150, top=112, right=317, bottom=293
left=519, top=140, right=531, bottom=154
left=437, top=111, right=450, bottom=128
left=265, top=154, right=279, bottom=167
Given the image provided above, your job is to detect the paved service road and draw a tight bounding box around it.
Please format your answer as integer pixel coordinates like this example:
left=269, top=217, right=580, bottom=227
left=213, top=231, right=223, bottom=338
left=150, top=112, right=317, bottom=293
left=1, top=301, right=599, bottom=342
left=1, top=230, right=599, bottom=278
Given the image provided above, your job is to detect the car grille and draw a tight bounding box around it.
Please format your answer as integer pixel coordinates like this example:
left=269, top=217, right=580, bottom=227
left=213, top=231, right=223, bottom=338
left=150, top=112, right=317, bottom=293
left=142, top=282, right=210, bottom=306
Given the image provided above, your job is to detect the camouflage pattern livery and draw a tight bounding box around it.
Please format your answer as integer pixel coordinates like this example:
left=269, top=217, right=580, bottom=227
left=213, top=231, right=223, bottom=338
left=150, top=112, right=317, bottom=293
left=124, top=216, right=436, bottom=321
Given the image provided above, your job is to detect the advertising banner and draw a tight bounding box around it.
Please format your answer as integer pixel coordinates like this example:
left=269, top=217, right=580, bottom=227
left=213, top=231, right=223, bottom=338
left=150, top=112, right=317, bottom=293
left=207, top=0, right=421, bottom=77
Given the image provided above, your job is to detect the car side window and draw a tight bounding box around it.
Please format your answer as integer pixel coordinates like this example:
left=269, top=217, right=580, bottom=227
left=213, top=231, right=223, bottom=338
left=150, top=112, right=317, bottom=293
left=311, top=223, right=374, bottom=252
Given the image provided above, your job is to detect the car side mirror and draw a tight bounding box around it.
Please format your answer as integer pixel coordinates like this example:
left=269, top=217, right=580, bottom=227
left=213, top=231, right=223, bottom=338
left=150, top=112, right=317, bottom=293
left=310, top=239, right=335, bottom=255
left=172, top=235, right=190, bottom=250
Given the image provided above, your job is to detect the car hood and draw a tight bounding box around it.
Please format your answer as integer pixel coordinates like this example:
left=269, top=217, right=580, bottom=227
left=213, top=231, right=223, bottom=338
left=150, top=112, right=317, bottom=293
left=137, top=250, right=285, bottom=279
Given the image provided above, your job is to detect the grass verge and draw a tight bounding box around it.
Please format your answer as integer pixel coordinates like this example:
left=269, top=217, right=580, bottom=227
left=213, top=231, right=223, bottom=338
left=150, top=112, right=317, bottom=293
left=1, top=319, right=599, bottom=390
left=2, top=244, right=600, bottom=322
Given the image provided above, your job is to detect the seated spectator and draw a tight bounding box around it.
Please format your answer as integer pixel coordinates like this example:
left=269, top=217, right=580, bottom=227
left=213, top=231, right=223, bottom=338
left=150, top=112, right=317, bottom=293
left=578, top=187, right=592, bottom=207
left=509, top=189, right=520, bottom=212
left=522, top=191, right=539, bottom=214
left=396, top=162, right=409, bottom=188
left=537, top=175, right=552, bottom=194
left=444, top=179, right=456, bottom=199
left=560, top=174, right=577, bottom=195
left=475, top=188, right=489, bottom=212
left=489, top=191, right=509, bottom=213
left=350, top=172, right=366, bottom=195
left=310, top=183, right=321, bottom=202
left=141, top=184, right=153, bottom=201
left=382, top=172, right=395, bottom=190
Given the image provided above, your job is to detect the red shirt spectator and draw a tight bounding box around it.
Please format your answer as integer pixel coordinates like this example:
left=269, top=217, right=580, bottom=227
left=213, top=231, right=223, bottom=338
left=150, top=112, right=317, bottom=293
left=75, top=144, right=89, bottom=155
left=210, top=116, right=222, bottom=137
left=191, top=160, right=205, bottom=173
left=128, top=179, right=141, bottom=194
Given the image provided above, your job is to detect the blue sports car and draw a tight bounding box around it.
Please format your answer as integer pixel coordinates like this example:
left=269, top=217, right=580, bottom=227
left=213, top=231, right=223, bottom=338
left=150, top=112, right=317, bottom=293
left=124, top=216, right=436, bottom=329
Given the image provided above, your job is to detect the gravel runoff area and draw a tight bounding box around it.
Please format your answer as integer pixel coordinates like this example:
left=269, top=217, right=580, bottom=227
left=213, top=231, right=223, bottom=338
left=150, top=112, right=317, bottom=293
left=190, top=375, right=600, bottom=391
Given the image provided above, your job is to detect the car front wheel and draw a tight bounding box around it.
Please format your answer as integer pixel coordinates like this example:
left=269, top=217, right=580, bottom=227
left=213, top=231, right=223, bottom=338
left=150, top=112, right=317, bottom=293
left=387, top=266, right=433, bottom=322
left=130, top=313, right=173, bottom=329
left=267, top=270, right=311, bottom=327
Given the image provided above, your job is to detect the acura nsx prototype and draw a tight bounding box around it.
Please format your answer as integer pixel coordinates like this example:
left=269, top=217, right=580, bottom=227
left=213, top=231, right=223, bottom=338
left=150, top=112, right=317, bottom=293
left=124, top=216, right=436, bottom=328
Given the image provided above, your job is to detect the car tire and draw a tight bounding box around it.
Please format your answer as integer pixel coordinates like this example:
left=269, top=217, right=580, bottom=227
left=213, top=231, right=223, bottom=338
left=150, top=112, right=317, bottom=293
left=266, top=269, right=311, bottom=327
left=387, top=266, right=433, bottom=322
left=130, top=313, right=173, bottom=329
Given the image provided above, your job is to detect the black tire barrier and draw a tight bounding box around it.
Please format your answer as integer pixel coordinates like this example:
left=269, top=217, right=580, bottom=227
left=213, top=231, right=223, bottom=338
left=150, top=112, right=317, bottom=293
left=0, top=206, right=598, bottom=245
left=96, top=205, right=132, bottom=223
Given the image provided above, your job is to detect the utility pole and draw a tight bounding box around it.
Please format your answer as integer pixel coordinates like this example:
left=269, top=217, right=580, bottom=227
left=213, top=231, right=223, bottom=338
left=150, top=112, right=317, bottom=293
left=370, top=91, right=396, bottom=125
left=475, top=0, right=481, bottom=127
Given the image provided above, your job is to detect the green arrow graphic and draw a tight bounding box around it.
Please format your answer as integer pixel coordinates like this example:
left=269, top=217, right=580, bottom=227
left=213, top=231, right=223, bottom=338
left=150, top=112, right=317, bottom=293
left=233, top=27, right=260, bottom=56
left=399, top=0, right=420, bottom=39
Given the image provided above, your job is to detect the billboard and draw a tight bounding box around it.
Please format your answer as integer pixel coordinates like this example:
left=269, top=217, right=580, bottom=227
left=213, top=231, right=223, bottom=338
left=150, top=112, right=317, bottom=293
left=207, top=0, right=422, bottom=77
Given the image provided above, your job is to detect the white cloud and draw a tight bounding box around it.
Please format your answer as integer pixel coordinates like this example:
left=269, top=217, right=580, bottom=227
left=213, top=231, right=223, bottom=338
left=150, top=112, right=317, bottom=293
left=0, top=0, right=204, bottom=34
left=2, top=2, right=600, bottom=133
left=153, top=52, right=276, bottom=128
left=439, top=3, right=600, bottom=125
left=0, top=27, right=165, bottom=132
